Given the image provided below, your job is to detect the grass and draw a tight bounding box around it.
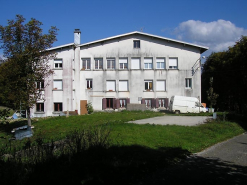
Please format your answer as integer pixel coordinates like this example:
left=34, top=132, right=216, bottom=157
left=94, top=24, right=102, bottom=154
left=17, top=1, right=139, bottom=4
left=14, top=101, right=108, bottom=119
left=0, top=111, right=246, bottom=185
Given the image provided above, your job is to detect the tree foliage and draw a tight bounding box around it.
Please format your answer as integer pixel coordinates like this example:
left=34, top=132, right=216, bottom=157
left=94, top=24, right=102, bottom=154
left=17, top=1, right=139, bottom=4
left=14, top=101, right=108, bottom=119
left=202, top=36, right=247, bottom=113
left=0, top=15, right=58, bottom=125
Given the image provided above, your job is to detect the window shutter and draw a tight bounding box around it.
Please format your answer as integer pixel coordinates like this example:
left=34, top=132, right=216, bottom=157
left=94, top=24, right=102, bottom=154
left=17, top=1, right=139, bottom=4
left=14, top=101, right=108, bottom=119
left=156, top=99, right=159, bottom=108
left=102, top=98, right=106, bottom=110
left=141, top=99, right=145, bottom=104
left=115, top=99, right=120, bottom=109
left=151, top=99, right=156, bottom=108
left=165, top=98, right=169, bottom=108
left=113, top=98, right=117, bottom=109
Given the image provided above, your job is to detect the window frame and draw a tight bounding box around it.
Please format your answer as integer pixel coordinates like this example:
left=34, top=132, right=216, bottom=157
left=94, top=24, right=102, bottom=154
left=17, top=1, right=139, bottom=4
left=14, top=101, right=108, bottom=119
left=185, top=78, right=192, bottom=89
left=144, top=80, right=153, bottom=91
left=95, top=58, right=103, bottom=70
left=54, top=102, right=63, bottom=112
left=82, top=58, right=91, bottom=70
left=54, top=59, right=63, bottom=69
left=86, top=79, right=93, bottom=89
left=156, top=58, right=166, bottom=69
left=106, top=80, right=116, bottom=91
left=119, top=80, right=128, bottom=91
left=36, top=80, right=44, bottom=90
left=53, top=80, right=63, bottom=90
left=107, top=58, right=115, bottom=69
left=144, top=58, right=153, bottom=69
left=131, top=58, right=141, bottom=69
left=169, top=58, right=178, bottom=69
left=36, top=103, right=44, bottom=112
left=156, top=80, right=166, bottom=91
left=133, top=40, right=140, bottom=48
left=119, top=58, right=128, bottom=69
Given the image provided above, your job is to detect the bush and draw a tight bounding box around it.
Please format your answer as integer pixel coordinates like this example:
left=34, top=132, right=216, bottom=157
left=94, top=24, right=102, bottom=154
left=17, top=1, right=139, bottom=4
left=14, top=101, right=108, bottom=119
left=86, top=101, right=94, bottom=114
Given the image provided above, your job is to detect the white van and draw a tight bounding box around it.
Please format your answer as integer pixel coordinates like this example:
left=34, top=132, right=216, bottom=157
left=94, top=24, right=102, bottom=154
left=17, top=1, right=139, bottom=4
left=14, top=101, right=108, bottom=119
left=169, top=95, right=207, bottom=114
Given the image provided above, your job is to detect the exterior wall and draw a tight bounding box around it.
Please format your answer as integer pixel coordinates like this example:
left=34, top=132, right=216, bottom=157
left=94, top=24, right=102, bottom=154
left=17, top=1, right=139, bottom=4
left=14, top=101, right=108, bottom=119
left=78, top=34, right=202, bottom=112
left=30, top=33, right=205, bottom=117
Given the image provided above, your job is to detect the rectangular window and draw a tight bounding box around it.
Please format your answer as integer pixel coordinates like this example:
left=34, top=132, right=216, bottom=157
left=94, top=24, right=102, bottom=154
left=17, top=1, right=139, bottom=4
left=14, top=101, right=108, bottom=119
left=95, top=58, right=103, bottom=69
left=86, top=79, right=93, bottom=89
left=119, top=99, right=127, bottom=108
left=185, top=78, right=192, bottom=89
left=53, top=80, right=62, bottom=90
left=82, top=58, right=91, bottom=70
left=158, top=99, right=166, bottom=108
left=54, top=59, right=62, bottom=69
left=169, top=58, right=178, bottom=69
left=133, top=40, right=140, bottom=48
left=144, top=58, right=153, bottom=69
left=156, top=80, right=166, bottom=91
left=36, top=80, right=44, bottom=90
left=107, top=58, right=115, bottom=69
left=106, top=81, right=116, bottom=91
left=36, top=103, right=44, bottom=112
left=144, top=80, right=153, bottom=91
left=145, top=99, right=152, bottom=107
left=131, top=58, right=140, bottom=69
left=119, top=58, right=128, bottom=69
left=156, top=58, right=166, bottom=69
left=119, top=80, right=128, bottom=91
left=54, top=103, right=63, bottom=111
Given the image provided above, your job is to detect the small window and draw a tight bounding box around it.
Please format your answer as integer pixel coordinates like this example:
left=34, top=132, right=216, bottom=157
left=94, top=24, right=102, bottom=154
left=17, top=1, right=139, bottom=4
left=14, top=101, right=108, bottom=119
left=87, top=79, right=93, bottom=89
left=119, top=58, right=128, bottom=69
left=119, top=80, right=128, bottom=91
left=156, top=80, right=166, bottom=91
left=106, top=80, right=116, bottom=91
left=53, top=80, right=62, bottom=90
left=133, top=40, right=140, bottom=48
left=131, top=58, right=140, bottom=69
left=169, top=58, right=178, bottom=69
left=36, top=80, right=44, bottom=90
left=144, top=80, right=153, bottom=91
left=185, top=78, right=192, bottom=89
left=36, top=103, right=44, bottom=112
left=158, top=99, right=166, bottom=108
left=156, top=58, right=166, bottom=69
left=119, top=99, right=127, bottom=108
left=54, top=103, right=63, bottom=111
left=95, top=58, right=103, bottom=69
left=144, top=58, right=153, bottom=69
left=54, top=59, right=63, bottom=69
left=82, top=58, right=91, bottom=70
left=107, top=58, right=115, bottom=69
left=145, top=99, right=152, bottom=107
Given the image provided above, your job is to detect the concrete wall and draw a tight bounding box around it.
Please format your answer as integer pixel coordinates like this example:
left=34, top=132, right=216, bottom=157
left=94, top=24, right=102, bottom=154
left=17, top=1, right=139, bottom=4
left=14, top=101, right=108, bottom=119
left=30, top=33, right=204, bottom=117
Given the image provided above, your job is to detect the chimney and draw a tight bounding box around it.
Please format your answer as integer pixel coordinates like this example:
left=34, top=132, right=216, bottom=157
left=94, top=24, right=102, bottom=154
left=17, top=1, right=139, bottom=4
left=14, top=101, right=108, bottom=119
left=74, top=29, right=81, bottom=45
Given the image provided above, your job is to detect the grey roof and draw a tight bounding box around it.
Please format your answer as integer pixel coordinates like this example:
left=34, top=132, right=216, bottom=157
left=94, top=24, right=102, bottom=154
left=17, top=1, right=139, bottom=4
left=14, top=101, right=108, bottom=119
left=48, top=31, right=209, bottom=53
left=79, top=31, right=209, bottom=53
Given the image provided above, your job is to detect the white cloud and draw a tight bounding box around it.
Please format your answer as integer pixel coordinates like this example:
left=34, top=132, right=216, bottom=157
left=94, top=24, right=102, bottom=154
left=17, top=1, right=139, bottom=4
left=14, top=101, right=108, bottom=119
left=174, top=20, right=247, bottom=52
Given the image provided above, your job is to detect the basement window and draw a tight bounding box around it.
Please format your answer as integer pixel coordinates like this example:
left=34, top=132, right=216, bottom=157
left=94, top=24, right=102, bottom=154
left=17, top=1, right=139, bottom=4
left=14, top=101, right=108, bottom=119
left=54, top=103, right=63, bottom=112
left=36, top=103, right=44, bottom=112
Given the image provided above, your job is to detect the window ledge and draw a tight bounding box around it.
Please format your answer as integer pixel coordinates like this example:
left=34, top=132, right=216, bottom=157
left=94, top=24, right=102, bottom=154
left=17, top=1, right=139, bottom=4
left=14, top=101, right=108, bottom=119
left=53, top=89, right=63, bottom=91
left=144, top=90, right=153, bottom=92
left=168, top=68, right=179, bottom=70
left=156, top=91, right=167, bottom=92
left=34, top=112, right=45, bottom=114
left=106, top=69, right=116, bottom=71
left=53, top=68, right=63, bottom=70
left=93, top=69, right=103, bottom=71
left=118, top=91, right=129, bottom=92
left=52, top=111, right=63, bottom=114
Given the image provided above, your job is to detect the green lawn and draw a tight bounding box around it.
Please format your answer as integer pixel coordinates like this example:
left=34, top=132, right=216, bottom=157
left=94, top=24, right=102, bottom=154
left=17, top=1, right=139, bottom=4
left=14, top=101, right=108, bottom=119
left=0, top=111, right=245, bottom=185
left=0, top=111, right=244, bottom=153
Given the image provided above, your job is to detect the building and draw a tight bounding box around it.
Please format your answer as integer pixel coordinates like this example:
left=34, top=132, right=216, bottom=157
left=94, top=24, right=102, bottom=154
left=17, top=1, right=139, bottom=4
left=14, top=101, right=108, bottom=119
left=30, top=30, right=208, bottom=117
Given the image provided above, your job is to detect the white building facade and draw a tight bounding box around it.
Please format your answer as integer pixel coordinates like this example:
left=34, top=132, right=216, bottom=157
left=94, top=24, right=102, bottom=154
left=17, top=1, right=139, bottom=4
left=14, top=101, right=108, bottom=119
left=31, top=30, right=208, bottom=117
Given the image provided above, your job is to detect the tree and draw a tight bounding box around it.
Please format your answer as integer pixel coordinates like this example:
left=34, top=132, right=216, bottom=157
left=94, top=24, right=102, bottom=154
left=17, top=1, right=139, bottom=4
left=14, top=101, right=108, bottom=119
left=0, top=15, right=58, bottom=126
left=202, top=36, right=247, bottom=113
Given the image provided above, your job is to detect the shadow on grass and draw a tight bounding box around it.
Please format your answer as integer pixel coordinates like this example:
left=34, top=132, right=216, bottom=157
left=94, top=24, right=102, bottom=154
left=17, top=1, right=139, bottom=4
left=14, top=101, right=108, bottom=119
left=1, top=145, right=189, bottom=185
left=141, top=155, right=247, bottom=185
left=1, top=144, right=247, bottom=185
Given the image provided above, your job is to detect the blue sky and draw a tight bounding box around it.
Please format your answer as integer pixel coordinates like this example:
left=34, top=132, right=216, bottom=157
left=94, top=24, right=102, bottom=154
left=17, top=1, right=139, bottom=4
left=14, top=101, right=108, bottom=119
left=1, top=0, right=247, bottom=57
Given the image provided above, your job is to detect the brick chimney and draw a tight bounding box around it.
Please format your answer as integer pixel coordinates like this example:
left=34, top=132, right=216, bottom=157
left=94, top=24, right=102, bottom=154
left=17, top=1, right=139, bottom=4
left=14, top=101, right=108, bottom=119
left=74, top=29, right=81, bottom=45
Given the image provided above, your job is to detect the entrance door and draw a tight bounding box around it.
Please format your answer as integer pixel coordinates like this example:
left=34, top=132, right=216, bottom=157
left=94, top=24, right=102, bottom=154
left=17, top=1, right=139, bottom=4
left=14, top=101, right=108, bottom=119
left=80, top=100, right=88, bottom=115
